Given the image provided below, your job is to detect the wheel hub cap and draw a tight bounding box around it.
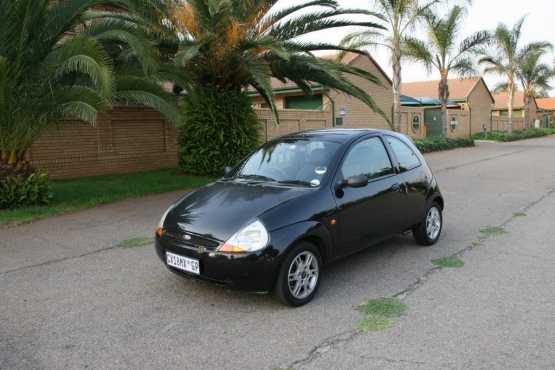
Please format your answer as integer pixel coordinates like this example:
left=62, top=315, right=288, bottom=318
left=288, top=251, right=319, bottom=300
left=425, top=206, right=441, bottom=240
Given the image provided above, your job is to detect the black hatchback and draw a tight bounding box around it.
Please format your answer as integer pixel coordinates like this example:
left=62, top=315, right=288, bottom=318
left=155, top=129, right=444, bottom=306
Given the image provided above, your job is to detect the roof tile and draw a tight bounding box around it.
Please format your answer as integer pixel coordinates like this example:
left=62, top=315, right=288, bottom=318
left=401, top=77, right=482, bottom=100
left=537, top=97, right=555, bottom=110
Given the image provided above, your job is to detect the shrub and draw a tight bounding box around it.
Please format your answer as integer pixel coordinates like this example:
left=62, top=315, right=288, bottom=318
left=414, top=137, right=475, bottom=153
left=0, top=162, right=50, bottom=209
left=178, top=88, right=261, bottom=176
left=472, top=128, right=555, bottom=142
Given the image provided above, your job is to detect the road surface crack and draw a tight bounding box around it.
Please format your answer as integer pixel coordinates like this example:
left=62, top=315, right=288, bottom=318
left=0, top=245, right=117, bottom=276
left=435, top=148, right=529, bottom=173
left=287, top=185, right=555, bottom=369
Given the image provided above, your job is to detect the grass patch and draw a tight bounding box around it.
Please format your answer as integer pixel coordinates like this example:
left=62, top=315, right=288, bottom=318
left=432, top=256, right=464, bottom=268
left=479, top=226, right=507, bottom=238
left=0, top=168, right=212, bottom=226
left=513, top=212, right=526, bottom=217
left=118, top=237, right=153, bottom=249
left=414, top=137, right=475, bottom=153
left=472, top=128, right=555, bottom=142
left=358, top=297, right=407, bottom=331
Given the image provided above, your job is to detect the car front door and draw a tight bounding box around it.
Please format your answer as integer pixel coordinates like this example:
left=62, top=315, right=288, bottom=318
left=384, top=135, right=429, bottom=229
left=332, top=135, right=406, bottom=257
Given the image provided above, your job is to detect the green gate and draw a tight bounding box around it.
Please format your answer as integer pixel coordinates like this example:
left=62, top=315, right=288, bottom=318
left=424, top=108, right=443, bottom=137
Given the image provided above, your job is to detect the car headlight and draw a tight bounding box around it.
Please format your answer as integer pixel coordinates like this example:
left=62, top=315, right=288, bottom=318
left=155, top=204, right=176, bottom=237
left=218, top=220, right=269, bottom=253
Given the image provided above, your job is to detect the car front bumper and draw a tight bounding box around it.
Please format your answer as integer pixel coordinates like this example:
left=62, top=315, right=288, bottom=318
left=155, top=236, right=280, bottom=292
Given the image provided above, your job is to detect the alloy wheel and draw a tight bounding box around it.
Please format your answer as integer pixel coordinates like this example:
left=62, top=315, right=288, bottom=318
left=287, top=251, right=319, bottom=300
left=425, top=206, right=441, bottom=240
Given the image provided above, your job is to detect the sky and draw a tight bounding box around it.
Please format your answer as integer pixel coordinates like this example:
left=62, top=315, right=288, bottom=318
left=278, top=0, right=555, bottom=95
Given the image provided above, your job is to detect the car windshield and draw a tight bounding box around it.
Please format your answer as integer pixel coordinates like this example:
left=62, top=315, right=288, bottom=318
left=237, top=139, right=341, bottom=187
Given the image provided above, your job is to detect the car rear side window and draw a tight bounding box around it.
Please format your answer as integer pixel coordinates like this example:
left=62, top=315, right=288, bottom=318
left=341, top=137, right=394, bottom=180
left=385, top=136, right=421, bottom=171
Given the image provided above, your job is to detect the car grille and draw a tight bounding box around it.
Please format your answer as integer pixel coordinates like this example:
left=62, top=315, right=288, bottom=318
left=165, top=230, right=221, bottom=251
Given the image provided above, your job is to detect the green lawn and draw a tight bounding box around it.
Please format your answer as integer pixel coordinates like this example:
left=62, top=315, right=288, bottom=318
left=0, top=168, right=212, bottom=226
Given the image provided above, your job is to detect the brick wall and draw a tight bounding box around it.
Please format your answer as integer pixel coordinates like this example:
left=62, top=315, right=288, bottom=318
left=30, top=107, right=333, bottom=179
left=400, top=107, right=470, bottom=139
left=468, top=79, right=494, bottom=135
left=399, top=107, right=426, bottom=139
left=490, top=117, right=525, bottom=132
left=29, top=107, right=178, bottom=179
left=328, top=55, right=393, bottom=130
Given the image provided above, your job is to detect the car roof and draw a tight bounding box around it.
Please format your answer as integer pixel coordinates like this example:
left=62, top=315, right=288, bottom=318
left=279, top=128, right=398, bottom=143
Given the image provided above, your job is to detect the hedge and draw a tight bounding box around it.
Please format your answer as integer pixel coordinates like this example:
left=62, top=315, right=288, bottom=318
left=472, top=128, right=555, bottom=142
left=178, top=88, right=260, bottom=176
left=0, top=162, right=51, bottom=209
left=414, top=137, right=475, bottom=153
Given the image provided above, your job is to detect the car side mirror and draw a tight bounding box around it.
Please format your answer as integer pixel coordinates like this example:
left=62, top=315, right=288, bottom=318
left=223, top=166, right=233, bottom=177
left=338, top=175, right=368, bottom=189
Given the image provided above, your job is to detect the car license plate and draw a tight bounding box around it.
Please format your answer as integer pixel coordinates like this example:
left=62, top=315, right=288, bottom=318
left=166, top=252, right=200, bottom=275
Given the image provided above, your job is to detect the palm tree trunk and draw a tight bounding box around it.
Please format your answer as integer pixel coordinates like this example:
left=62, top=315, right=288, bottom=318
left=391, top=50, right=402, bottom=132
left=7, top=150, right=18, bottom=166
left=523, top=93, right=530, bottom=129
left=439, top=75, right=449, bottom=137
left=507, top=81, right=514, bottom=134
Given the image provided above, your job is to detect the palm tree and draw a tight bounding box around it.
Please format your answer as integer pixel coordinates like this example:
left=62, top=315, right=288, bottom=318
left=0, top=0, right=179, bottom=167
left=403, top=5, right=489, bottom=136
left=515, top=48, right=553, bottom=128
left=479, top=17, right=551, bottom=133
left=167, top=0, right=388, bottom=175
left=340, top=0, right=442, bottom=132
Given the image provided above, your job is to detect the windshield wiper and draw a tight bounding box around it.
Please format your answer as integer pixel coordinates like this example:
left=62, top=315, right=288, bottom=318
left=237, top=174, right=277, bottom=182
left=277, top=179, right=313, bottom=187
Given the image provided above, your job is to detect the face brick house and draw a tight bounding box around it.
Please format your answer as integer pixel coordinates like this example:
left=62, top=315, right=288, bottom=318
left=492, top=91, right=539, bottom=130
left=537, top=97, right=555, bottom=127
left=400, top=77, right=495, bottom=137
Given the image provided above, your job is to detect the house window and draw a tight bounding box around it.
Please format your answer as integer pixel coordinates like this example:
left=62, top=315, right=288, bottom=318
left=284, top=94, right=323, bottom=110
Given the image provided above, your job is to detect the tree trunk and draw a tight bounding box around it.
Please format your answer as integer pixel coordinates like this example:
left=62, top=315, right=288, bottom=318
left=523, top=93, right=531, bottom=129
left=439, top=74, right=449, bottom=137
left=8, top=150, right=18, bottom=165
left=391, top=48, right=402, bottom=132
left=507, top=81, right=514, bottom=134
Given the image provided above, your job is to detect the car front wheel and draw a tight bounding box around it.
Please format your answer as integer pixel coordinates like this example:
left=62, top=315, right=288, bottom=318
left=275, top=242, right=322, bottom=306
left=413, top=202, right=443, bottom=246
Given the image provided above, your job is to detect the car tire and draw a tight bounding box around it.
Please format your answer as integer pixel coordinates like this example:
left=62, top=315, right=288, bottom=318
left=413, top=202, right=443, bottom=246
left=275, top=241, right=322, bottom=307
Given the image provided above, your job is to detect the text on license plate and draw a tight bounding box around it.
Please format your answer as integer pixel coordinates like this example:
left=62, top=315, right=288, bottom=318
left=166, top=252, right=200, bottom=275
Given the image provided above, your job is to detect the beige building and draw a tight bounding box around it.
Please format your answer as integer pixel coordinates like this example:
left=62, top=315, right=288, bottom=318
left=537, top=97, right=555, bottom=127
left=492, top=91, right=539, bottom=130
left=401, top=77, right=494, bottom=136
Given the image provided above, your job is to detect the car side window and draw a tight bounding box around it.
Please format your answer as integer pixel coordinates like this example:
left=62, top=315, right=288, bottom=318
left=341, top=137, right=394, bottom=180
left=385, top=136, right=421, bottom=171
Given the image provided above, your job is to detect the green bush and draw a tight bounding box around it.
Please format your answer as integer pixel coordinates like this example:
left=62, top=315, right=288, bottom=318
left=178, top=88, right=261, bottom=175
left=0, top=162, right=50, bottom=209
left=414, top=137, right=475, bottom=153
left=472, top=128, right=555, bottom=142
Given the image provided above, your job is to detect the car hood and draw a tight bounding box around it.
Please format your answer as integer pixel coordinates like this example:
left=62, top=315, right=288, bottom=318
left=166, top=180, right=311, bottom=241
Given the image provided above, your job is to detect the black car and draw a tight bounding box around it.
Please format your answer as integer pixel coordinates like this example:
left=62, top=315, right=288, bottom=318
left=155, top=129, right=444, bottom=306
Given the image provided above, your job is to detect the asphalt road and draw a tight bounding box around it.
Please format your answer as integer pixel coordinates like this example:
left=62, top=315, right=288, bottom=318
left=1, top=136, right=555, bottom=370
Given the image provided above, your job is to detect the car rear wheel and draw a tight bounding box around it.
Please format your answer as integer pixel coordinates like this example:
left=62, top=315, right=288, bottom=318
left=275, top=242, right=322, bottom=306
left=413, top=202, right=443, bottom=246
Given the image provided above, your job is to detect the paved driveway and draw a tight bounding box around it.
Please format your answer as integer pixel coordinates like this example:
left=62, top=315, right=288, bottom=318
left=2, top=137, right=555, bottom=369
